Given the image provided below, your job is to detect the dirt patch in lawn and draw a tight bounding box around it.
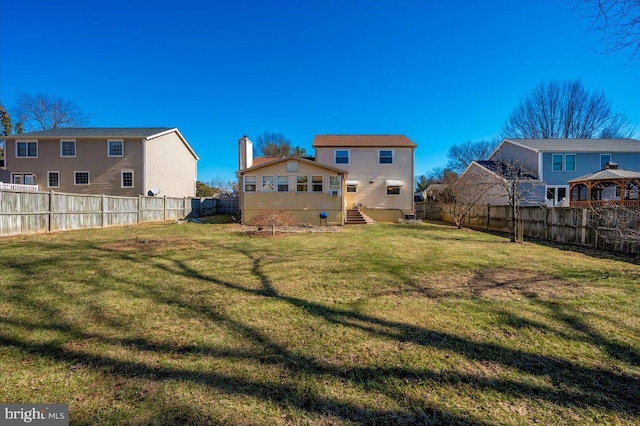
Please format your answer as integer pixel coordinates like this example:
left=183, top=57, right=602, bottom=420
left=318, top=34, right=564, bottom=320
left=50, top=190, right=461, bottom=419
left=100, top=238, right=200, bottom=254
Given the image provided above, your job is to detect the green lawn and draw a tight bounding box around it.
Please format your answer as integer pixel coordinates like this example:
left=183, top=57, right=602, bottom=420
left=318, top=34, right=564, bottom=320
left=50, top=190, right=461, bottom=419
left=1, top=222, right=639, bottom=425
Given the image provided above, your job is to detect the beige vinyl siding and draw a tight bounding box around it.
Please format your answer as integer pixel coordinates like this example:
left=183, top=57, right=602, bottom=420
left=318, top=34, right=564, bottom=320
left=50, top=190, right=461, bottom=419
left=316, top=146, right=414, bottom=215
left=240, top=160, right=344, bottom=225
left=5, top=138, right=143, bottom=196
left=145, top=132, right=197, bottom=197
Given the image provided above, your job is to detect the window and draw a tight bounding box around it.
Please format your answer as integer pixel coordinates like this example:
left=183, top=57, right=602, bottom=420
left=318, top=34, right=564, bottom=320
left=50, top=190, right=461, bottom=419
left=329, top=176, right=340, bottom=196
left=565, top=154, right=576, bottom=171
left=379, top=150, right=393, bottom=164
left=286, top=160, right=298, bottom=172
left=296, top=175, right=308, bottom=192
left=48, top=172, right=60, bottom=188
left=74, top=171, right=90, bottom=185
left=108, top=140, right=124, bottom=157
left=244, top=176, right=257, bottom=192
left=121, top=171, right=134, bottom=188
left=346, top=179, right=358, bottom=193
left=311, top=175, right=323, bottom=192
left=277, top=176, right=289, bottom=192
left=261, top=175, right=275, bottom=192
left=16, top=141, right=37, bottom=158
left=12, top=174, right=34, bottom=185
left=546, top=185, right=569, bottom=206
left=335, top=150, right=349, bottom=165
left=386, top=185, right=401, bottom=195
left=552, top=154, right=563, bottom=171
left=60, top=140, right=76, bottom=157
left=600, top=154, right=612, bottom=170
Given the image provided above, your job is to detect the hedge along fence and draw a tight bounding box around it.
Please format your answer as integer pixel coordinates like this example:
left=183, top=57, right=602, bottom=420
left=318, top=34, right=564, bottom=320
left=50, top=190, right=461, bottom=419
left=0, top=189, right=193, bottom=237
left=435, top=203, right=639, bottom=255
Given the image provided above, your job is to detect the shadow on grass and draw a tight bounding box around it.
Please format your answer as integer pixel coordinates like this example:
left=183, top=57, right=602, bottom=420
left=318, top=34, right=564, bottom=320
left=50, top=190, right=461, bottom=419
left=1, top=238, right=640, bottom=424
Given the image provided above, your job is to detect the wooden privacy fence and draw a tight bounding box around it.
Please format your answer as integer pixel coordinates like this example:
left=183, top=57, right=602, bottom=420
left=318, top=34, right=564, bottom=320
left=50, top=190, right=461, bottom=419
left=431, top=203, right=639, bottom=255
left=0, top=190, right=193, bottom=237
left=190, top=197, right=239, bottom=217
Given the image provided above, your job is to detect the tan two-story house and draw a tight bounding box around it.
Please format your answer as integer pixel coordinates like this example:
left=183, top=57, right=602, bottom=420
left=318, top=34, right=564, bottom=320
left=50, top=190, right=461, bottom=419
left=3, top=128, right=198, bottom=197
left=313, top=135, right=416, bottom=222
left=237, top=134, right=416, bottom=225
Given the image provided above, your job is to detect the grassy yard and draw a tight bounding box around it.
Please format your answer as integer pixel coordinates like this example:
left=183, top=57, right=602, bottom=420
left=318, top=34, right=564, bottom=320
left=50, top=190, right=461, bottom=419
left=1, top=221, right=639, bottom=425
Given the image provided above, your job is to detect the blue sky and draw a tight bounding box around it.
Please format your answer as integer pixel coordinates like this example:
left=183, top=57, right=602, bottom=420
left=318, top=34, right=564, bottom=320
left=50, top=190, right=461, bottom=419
left=1, top=0, right=639, bottom=183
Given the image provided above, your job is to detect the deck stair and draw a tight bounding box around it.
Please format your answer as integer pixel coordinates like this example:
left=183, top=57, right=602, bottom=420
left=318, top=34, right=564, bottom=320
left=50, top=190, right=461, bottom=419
left=345, top=209, right=374, bottom=225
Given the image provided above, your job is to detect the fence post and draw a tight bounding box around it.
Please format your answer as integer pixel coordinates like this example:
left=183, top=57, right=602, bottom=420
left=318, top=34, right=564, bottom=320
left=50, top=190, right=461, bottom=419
left=486, top=204, right=490, bottom=229
left=137, top=195, right=142, bottom=224
left=101, top=194, right=106, bottom=228
left=49, top=190, right=54, bottom=232
left=163, top=196, right=167, bottom=221
left=581, top=208, right=587, bottom=245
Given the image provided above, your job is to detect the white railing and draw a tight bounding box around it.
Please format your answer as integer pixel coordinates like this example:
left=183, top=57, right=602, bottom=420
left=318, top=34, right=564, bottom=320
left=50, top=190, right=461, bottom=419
left=0, top=182, right=39, bottom=192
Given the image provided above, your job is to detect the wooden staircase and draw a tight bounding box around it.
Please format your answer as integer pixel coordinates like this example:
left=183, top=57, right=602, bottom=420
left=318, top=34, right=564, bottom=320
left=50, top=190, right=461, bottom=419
left=345, top=209, right=374, bottom=225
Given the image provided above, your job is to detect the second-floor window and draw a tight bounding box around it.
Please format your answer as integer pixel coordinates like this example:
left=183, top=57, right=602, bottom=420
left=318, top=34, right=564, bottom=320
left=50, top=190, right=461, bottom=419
left=75, top=171, right=90, bottom=185
left=379, top=150, right=393, bottom=164
left=552, top=154, right=563, bottom=171
left=61, top=140, right=76, bottom=157
left=335, top=150, right=349, bottom=165
left=16, top=141, right=37, bottom=158
left=565, top=154, right=576, bottom=171
left=108, top=140, right=124, bottom=157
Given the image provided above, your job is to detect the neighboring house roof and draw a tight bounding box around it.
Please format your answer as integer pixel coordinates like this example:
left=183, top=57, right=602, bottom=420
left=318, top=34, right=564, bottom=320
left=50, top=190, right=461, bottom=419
left=425, top=184, right=448, bottom=195
left=568, top=168, right=640, bottom=183
left=492, top=138, right=640, bottom=156
left=238, top=156, right=348, bottom=175
left=9, top=127, right=173, bottom=139
left=474, top=160, right=539, bottom=180
left=7, top=127, right=199, bottom=160
left=312, top=134, right=417, bottom=148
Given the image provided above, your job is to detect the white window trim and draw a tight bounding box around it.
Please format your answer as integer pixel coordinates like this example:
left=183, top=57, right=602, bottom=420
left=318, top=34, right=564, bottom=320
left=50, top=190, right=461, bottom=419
left=552, top=153, right=563, bottom=171
left=329, top=176, right=341, bottom=196
left=47, top=171, right=60, bottom=188
left=74, top=171, right=90, bottom=186
left=334, top=149, right=350, bottom=165
left=107, top=140, right=124, bottom=157
left=60, top=140, right=76, bottom=158
left=15, top=140, right=38, bottom=158
left=295, top=175, right=309, bottom=192
left=311, top=175, right=324, bottom=193
left=276, top=175, right=289, bottom=193
left=121, top=170, right=134, bottom=188
left=564, top=153, right=576, bottom=171
left=243, top=175, right=257, bottom=192
left=545, top=185, right=569, bottom=205
left=378, top=149, right=394, bottom=165
left=261, top=175, right=275, bottom=193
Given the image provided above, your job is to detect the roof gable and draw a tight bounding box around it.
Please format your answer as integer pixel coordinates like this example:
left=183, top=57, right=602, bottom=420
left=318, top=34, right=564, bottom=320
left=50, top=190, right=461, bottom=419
left=312, top=134, right=416, bottom=148
left=238, top=156, right=348, bottom=175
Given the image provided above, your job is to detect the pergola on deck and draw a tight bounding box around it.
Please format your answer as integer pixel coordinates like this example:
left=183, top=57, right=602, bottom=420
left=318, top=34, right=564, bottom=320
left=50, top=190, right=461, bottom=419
left=568, top=165, right=640, bottom=208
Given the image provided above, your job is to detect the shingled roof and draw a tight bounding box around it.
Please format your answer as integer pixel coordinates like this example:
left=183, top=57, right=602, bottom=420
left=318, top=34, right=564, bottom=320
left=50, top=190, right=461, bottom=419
left=500, top=138, right=640, bottom=153
left=312, top=135, right=416, bottom=148
left=7, top=128, right=174, bottom=139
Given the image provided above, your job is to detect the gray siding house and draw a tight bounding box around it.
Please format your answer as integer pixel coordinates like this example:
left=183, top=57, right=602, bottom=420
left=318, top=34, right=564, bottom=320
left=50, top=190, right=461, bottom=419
left=460, top=138, right=640, bottom=206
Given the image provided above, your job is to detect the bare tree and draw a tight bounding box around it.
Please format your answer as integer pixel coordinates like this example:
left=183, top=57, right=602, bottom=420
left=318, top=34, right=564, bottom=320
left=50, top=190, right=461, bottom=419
left=589, top=204, right=640, bottom=251
left=446, top=139, right=499, bottom=174
left=579, top=0, right=640, bottom=61
left=13, top=93, right=91, bottom=131
left=491, top=157, right=543, bottom=242
left=246, top=209, right=298, bottom=235
left=441, top=169, right=496, bottom=229
left=415, top=167, right=458, bottom=192
left=502, top=79, right=634, bottom=139
left=254, top=131, right=307, bottom=158
left=209, top=176, right=238, bottom=194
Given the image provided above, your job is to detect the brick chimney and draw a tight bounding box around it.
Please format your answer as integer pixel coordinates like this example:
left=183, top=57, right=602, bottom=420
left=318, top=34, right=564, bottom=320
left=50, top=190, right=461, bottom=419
left=603, top=162, right=619, bottom=170
left=238, top=135, right=253, bottom=170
